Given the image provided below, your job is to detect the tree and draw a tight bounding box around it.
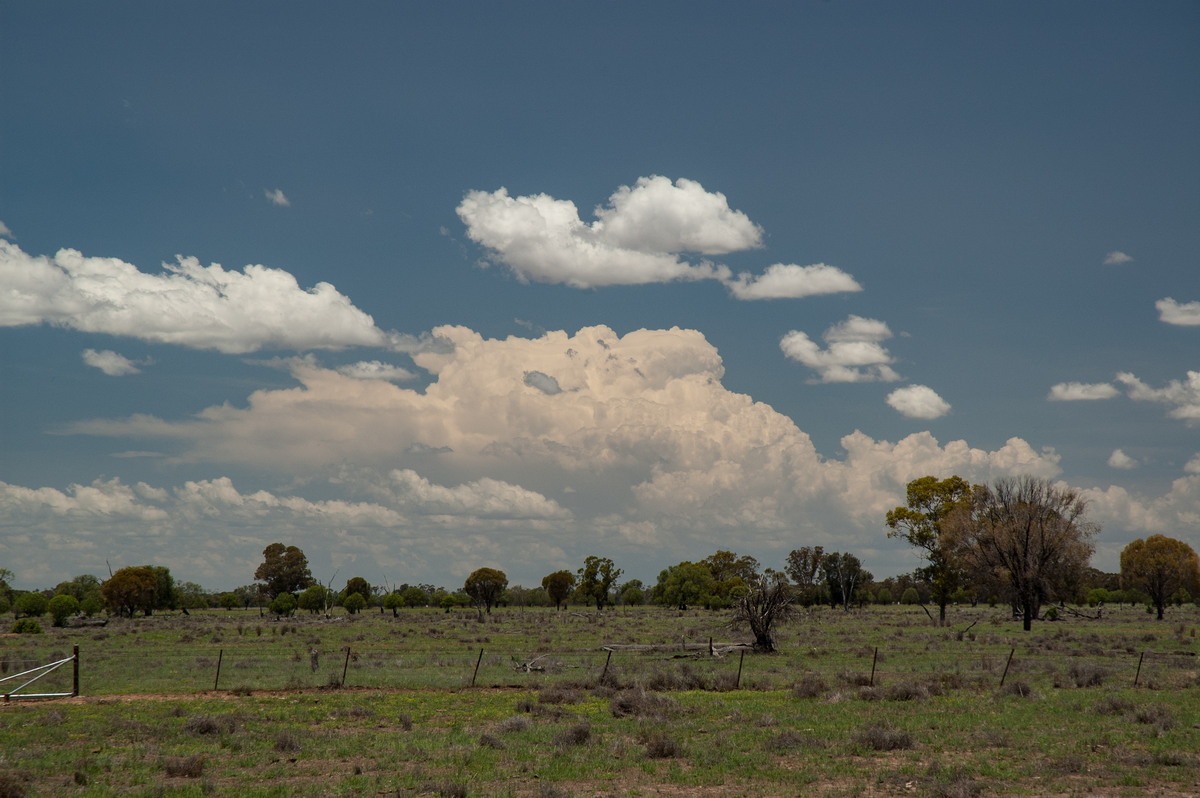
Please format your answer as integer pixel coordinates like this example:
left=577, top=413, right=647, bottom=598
left=541, top=570, right=577, bottom=610
left=342, top=593, right=366, bottom=614
left=959, top=476, right=1097, bottom=631
left=383, top=591, right=405, bottom=617
left=653, top=562, right=716, bottom=610
left=102, top=566, right=159, bottom=617
left=344, top=577, right=372, bottom=605
left=820, top=552, right=871, bottom=611
left=464, top=568, right=508, bottom=615
left=219, top=592, right=241, bottom=611
left=619, top=580, right=646, bottom=606
left=298, top=585, right=330, bottom=614
left=1120, top=535, right=1200, bottom=620
left=48, top=594, right=80, bottom=627
left=254, top=543, right=314, bottom=599
left=578, top=556, right=622, bottom=611
left=269, top=592, right=297, bottom=616
left=54, top=574, right=102, bottom=603
left=14, top=592, right=48, bottom=619
left=400, top=586, right=429, bottom=607
left=730, top=572, right=795, bottom=653
left=147, top=566, right=178, bottom=613
left=885, top=475, right=975, bottom=625
left=785, top=546, right=825, bottom=606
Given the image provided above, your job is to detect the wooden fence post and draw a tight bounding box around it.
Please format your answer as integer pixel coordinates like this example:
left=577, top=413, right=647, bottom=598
left=1134, top=651, right=1145, bottom=687
left=601, top=650, right=612, bottom=682
left=342, top=647, right=351, bottom=686
left=72, top=645, right=80, bottom=697
left=999, top=648, right=1015, bottom=687
left=869, top=647, right=878, bottom=686
left=213, top=649, right=223, bottom=691
left=471, top=648, right=484, bottom=687
left=736, top=649, right=745, bottom=689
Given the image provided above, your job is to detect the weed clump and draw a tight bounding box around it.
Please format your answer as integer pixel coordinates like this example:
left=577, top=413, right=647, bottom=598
left=497, top=715, right=532, bottom=734
left=163, top=755, right=205, bottom=778
left=478, top=732, right=506, bottom=750
left=609, top=688, right=677, bottom=720
left=184, top=714, right=235, bottom=736
left=885, top=681, right=931, bottom=701
left=763, top=730, right=826, bottom=752
left=1058, top=661, right=1108, bottom=688
left=274, top=731, right=301, bottom=753
left=995, top=681, right=1039, bottom=700
left=538, top=685, right=582, bottom=705
left=641, top=730, right=684, bottom=758
left=552, top=722, right=591, bottom=749
left=0, top=771, right=30, bottom=798
left=1133, top=704, right=1175, bottom=735
left=853, top=721, right=914, bottom=751
left=791, top=674, right=828, bottom=699
left=1093, top=694, right=1136, bottom=716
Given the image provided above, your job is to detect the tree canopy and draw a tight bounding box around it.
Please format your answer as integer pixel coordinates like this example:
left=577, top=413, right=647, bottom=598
left=577, top=556, right=622, bottom=611
left=1120, top=535, right=1200, bottom=620
left=254, top=543, right=314, bottom=598
left=541, top=570, right=576, bottom=610
left=464, top=567, right=508, bottom=614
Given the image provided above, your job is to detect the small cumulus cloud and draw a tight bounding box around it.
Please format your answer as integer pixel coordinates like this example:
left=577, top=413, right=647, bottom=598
left=1103, top=251, right=1133, bottom=265
left=264, top=188, right=291, bottom=207
left=335, top=361, right=417, bottom=382
left=1107, top=449, right=1139, bottom=470
left=1116, top=371, right=1200, bottom=425
left=0, top=221, right=12, bottom=238
left=82, top=348, right=146, bottom=376
left=886, top=385, right=951, bottom=419
left=0, top=240, right=394, bottom=353
left=725, top=263, right=862, bottom=300
left=1156, top=298, right=1200, bottom=326
left=779, top=315, right=900, bottom=383
left=1048, top=381, right=1120, bottom=401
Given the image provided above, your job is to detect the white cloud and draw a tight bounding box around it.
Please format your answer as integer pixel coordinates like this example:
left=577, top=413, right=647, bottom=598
left=1116, top=371, right=1200, bottom=425
left=264, top=188, right=291, bottom=207
left=30, top=323, right=1081, bottom=589
left=82, top=348, right=144, bottom=376
left=1156, top=298, right=1200, bottom=326
left=779, top=315, right=901, bottom=383
left=1107, top=449, right=1138, bottom=470
left=886, top=385, right=951, bottom=419
left=1047, top=381, right=1120, bottom=401
left=725, top=263, right=862, bottom=300
left=0, top=240, right=393, bottom=353
left=1185, top=454, right=1200, bottom=475
left=335, top=361, right=417, bottom=382
left=0, top=221, right=12, bottom=238
left=1103, top=251, right=1133, bottom=265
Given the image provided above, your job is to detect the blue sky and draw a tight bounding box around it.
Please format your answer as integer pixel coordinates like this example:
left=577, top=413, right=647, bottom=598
left=2, top=1, right=1198, bottom=592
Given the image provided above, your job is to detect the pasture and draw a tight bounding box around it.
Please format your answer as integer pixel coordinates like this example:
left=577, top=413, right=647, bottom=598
left=2, top=603, right=1198, bottom=797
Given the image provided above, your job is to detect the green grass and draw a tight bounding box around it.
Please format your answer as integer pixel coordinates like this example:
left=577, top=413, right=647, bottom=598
left=2, top=603, right=1199, bottom=795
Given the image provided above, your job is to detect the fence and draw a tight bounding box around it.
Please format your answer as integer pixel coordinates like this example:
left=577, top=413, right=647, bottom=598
left=0, top=645, right=78, bottom=701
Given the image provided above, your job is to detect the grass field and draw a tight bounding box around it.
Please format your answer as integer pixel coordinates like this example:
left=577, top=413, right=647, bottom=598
left=2, top=603, right=1198, bottom=797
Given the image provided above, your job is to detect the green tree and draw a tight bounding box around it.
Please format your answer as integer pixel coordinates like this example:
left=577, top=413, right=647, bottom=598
left=464, top=568, right=508, bottom=615
left=48, top=594, right=79, bottom=627
left=1120, top=535, right=1200, bottom=621
left=383, top=591, right=405, bottom=617
left=54, top=574, right=102, bottom=603
left=653, top=562, right=716, bottom=610
left=901, top=587, right=920, bottom=605
left=820, top=552, right=871, bottom=611
left=219, top=592, right=241, bottom=611
left=101, top=567, right=159, bottom=617
left=269, top=591, right=297, bottom=616
left=176, top=581, right=208, bottom=610
left=342, top=593, right=366, bottom=614
left=254, top=543, right=315, bottom=599
left=80, top=595, right=103, bottom=617
left=730, top=571, right=795, bottom=653
left=343, top=577, right=372, bottom=605
left=960, top=476, right=1098, bottom=631
left=400, top=586, right=429, bottom=607
left=14, top=591, right=48, bottom=619
left=619, top=579, right=646, bottom=606
left=886, top=475, right=976, bottom=626
left=541, top=570, right=577, bottom=610
left=784, top=546, right=825, bottom=606
left=298, top=584, right=330, bottom=614
left=578, top=556, right=622, bottom=611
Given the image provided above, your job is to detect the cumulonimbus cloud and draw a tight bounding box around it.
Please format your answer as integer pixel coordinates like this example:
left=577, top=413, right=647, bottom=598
left=457, top=176, right=861, bottom=299
left=0, top=240, right=395, bottom=353
left=1156, top=298, right=1200, bottom=326
left=779, top=315, right=900, bottom=383
left=886, top=385, right=951, bottom=419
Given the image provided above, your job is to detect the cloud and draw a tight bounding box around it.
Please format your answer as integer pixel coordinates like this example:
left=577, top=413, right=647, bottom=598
left=886, top=385, right=951, bottom=419
left=264, top=188, right=291, bottom=207
left=0, top=221, right=12, bottom=238
left=0, top=240, right=394, bottom=353
left=779, top=315, right=901, bottom=383
left=82, top=348, right=145, bottom=376
left=1107, top=449, right=1138, bottom=470
left=523, top=370, right=562, bottom=395
left=1156, top=298, right=1200, bottom=326
left=1115, top=371, right=1200, bottom=425
left=1047, top=381, right=1120, bottom=401
left=725, top=263, right=862, bottom=300
left=1103, top=251, right=1133, bottom=265
left=1185, top=454, right=1200, bottom=475
left=335, top=361, right=417, bottom=382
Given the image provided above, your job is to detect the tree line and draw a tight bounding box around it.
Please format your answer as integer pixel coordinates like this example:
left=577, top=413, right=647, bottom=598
left=4, top=475, right=1198, bottom=638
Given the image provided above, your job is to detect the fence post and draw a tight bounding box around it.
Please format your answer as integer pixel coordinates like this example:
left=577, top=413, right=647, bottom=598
left=72, top=646, right=79, bottom=697
left=869, top=647, right=878, bottom=686
left=736, top=649, right=745, bottom=689
left=342, top=647, right=351, bottom=686
left=213, top=649, right=223, bottom=691
left=471, top=648, right=484, bottom=687
left=1134, top=651, right=1145, bottom=687
left=601, top=650, right=612, bottom=682
left=999, top=648, right=1015, bottom=687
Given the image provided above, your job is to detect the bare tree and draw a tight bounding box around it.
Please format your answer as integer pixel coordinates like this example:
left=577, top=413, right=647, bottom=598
left=730, top=571, right=795, bottom=653
left=958, top=476, right=1097, bottom=631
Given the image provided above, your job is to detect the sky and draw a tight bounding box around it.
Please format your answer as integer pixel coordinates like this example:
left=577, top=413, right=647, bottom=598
left=1, top=1, right=1198, bottom=593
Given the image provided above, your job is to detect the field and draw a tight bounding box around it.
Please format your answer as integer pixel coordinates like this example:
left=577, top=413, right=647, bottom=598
left=1, top=603, right=1198, bottom=797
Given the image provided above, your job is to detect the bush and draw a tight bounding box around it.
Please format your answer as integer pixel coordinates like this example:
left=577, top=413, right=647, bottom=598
left=343, top=593, right=367, bottom=614
left=268, top=592, right=297, bottom=617
left=162, top=755, right=205, bottom=778
left=853, top=721, right=914, bottom=751
left=10, top=619, right=42, bottom=634
left=609, top=689, right=677, bottom=720
left=1061, top=661, right=1107, bottom=688
left=642, top=730, right=683, bottom=758
left=901, top=587, right=920, bottom=605
left=13, top=592, right=47, bottom=619
left=552, top=722, right=591, bottom=748
left=48, top=594, right=79, bottom=627
left=792, top=675, right=828, bottom=699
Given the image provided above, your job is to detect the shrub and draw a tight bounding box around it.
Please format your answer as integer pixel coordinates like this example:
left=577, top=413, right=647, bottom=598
left=184, top=714, right=234, bottom=735
left=9, top=619, right=42, bottom=634
left=163, top=755, right=205, bottom=778
left=885, top=681, right=931, bottom=701
left=763, top=730, right=826, bottom=752
left=13, top=592, right=47, bottom=619
left=1061, top=661, right=1107, bottom=688
left=478, top=733, right=506, bottom=750
left=48, top=594, right=79, bottom=627
left=0, top=771, right=30, bottom=798
left=609, top=689, right=677, bottom=720
left=538, top=685, right=582, bottom=705
left=552, top=722, right=591, bottom=749
left=996, top=681, right=1038, bottom=700
left=268, top=592, right=297, bottom=617
left=853, top=721, right=914, bottom=751
left=274, top=731, right=301, bottom=753
left=497, top=715, right=532, bottom=734
left=642, top=730, right=683, bottom=758
left=791, top=674, right=828, bottom=699
left=1093, top=694, right=1136, bottom=716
